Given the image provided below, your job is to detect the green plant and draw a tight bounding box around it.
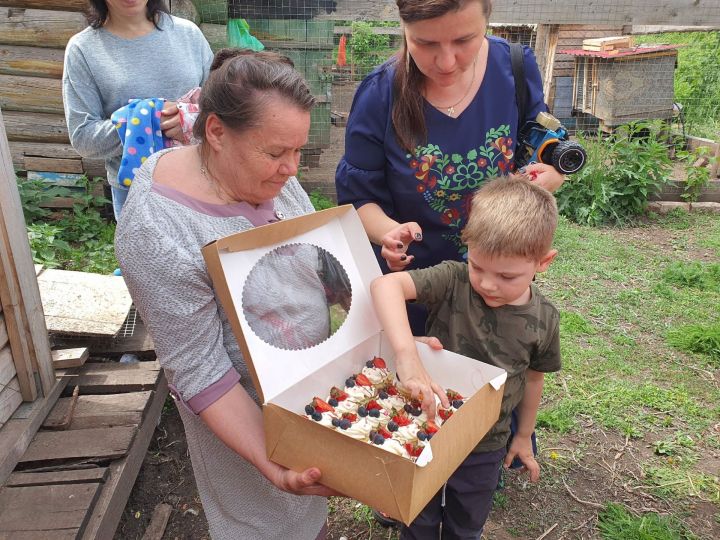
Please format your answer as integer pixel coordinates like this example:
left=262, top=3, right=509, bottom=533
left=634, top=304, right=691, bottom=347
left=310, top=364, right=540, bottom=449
left=308, top=189, right=336, bottom=211
left=597, top=502, right=698, bottom=539
left=678, top=147, right=714, bottom=204
left=16, top=178, right=74, bottom=222
left=666, top=323, right=720, bottom=364
left=555, top=122, right=674, bottom=226
left=348, top=21, right=395, bottom=76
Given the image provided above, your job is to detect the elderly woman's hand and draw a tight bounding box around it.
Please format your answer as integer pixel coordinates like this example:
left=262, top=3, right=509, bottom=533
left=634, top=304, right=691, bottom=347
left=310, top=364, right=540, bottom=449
left=380, top=221, right=423, bottom=271
left=160, top=101, right=184, bottom=142
left=523, top=163, right=566, bottom=193
left=271, top=465, right=341, bottom=497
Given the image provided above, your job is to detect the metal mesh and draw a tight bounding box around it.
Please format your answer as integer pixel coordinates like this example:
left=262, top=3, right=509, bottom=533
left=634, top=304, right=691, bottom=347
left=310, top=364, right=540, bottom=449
left=119, top=305, right=138, bottom=338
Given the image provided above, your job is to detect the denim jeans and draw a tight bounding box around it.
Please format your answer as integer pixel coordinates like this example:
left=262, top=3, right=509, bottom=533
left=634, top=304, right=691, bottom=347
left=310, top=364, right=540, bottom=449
left=110, top=185, right=130, bottom=222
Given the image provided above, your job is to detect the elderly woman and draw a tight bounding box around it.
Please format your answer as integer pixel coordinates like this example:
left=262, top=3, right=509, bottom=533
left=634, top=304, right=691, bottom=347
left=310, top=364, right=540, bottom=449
left=115, top=49, right=331, bottom=540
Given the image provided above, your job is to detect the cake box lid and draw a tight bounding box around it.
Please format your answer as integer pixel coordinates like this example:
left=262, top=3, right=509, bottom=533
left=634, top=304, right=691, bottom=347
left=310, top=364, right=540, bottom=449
left=202, top=205, right=384, bottom=404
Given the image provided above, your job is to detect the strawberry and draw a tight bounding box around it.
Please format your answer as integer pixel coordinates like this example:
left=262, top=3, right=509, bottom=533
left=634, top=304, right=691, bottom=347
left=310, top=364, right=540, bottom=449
left=330, top=386, right=348, bottom=402
left=391, top=412, right=412, bottom=427
left=366, top=399, right=383, bottom=411
left=378, top=426, right=393, bottom=439
left=423, top=420, right=439, bottom=434
left=355, top=373, right=372, bottom=386
left=385, top=384, right=399, bottom=396
left=342, top=412, right=358, bottom=422
left=438, top=408, right=454, bottom=422
left=404, top=442, right=424, bottom=458
left=372, top=356, right=387, bottom=369
left=312, top=397, right=335, bottom=413
left=446, top=389, right=464, bottom=401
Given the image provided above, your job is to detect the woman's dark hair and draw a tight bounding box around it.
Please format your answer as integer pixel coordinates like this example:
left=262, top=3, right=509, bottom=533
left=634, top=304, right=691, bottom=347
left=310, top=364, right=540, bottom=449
left=393, top=0, right=492, bottom=152
left=86, top=1, right=170, bottom=29
left=194, top=48, right=316, bottom=141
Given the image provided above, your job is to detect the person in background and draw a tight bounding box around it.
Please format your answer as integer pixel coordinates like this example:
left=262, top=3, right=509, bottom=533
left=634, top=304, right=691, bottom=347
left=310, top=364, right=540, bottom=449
left=336, top=0, right=565, bottom=335
left=114, top=49, right=334, bottom=539
left=62, top=0, right=213, bottom=220
left=370, top=175, right=561, bottom=539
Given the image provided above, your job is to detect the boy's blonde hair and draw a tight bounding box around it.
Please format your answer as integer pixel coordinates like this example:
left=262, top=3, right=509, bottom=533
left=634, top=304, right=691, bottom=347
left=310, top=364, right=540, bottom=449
left=460, top=175, right=558, bottom=261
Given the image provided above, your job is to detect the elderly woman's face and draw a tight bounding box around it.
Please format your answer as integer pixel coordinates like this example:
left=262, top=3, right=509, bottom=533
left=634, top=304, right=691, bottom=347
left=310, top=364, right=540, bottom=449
left=219, top=98, right=310, bottom=205
left=404, top=1, right=488, bottom=88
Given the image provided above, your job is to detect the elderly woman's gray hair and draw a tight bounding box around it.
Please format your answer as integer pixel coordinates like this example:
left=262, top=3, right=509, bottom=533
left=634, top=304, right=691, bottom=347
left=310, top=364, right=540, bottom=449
left=193, top=48, right=316, bottom=140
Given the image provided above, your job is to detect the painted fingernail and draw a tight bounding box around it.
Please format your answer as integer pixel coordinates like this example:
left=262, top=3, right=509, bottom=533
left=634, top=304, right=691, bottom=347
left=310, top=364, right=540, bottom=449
left=414, top=233, right=423, bottom=241
left=396, top=242, right=404, bottom=249
left=400, top=255, right=407, bottom=261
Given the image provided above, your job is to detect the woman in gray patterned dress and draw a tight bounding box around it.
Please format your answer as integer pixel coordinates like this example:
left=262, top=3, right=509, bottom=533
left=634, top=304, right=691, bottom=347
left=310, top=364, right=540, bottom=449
left=115, top=49, right=333, bottom=540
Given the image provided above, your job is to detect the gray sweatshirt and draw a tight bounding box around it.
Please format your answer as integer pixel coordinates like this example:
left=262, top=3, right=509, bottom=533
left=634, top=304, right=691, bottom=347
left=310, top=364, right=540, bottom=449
left=62, top=13, right=213, bottom=187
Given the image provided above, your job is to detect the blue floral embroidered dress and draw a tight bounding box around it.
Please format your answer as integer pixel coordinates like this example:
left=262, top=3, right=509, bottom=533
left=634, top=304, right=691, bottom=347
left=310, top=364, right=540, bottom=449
left=336, top=37, right=546, bottom=272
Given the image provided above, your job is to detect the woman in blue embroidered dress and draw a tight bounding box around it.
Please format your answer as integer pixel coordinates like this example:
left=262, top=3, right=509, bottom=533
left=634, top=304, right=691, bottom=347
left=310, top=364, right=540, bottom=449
left=335, top=1, right=565, bottom=535
left=335, top=0, right=565, bottom=335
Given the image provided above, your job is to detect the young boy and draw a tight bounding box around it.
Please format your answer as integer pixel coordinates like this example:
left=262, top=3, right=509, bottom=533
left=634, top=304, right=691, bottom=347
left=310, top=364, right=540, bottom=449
left=370, top=175, right=561, bottom=538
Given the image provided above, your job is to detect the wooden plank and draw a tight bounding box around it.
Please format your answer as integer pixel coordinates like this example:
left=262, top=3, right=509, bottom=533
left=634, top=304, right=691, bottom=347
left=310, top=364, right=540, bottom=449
left=37, top=269, right=132, bottom=337
left=42, top=384, right=78, bottom=430
left=0, top=345, right=15, bottom=388
left=9, top=142, right=107, bottom=180
left=81, top=373, right=168, bottom=540
left=0, top=8, right=86, bottom=49
left=316, top=0, right=720, bottom=25
left=583, top=36, right=634, bottom=51
left=7, top=467, right=108, bottom=487
left=3, top=110, right=69, bottom=143
left=0, top=74, right=63, bottom=114
left=52, top=315, right=155, bottom=356
left=0, top=314, right=8, bottom=350
left=0, top=45, right=64, bottom=78
left=67, top=361, right=161, bottom=394
left=25, top=156, right=84, bottom=174
left=0, top=482, right=102, bottom=537
left=0, top=377, right=22, bottom=427
left=43, top=391, right=151, bottom=430
left=19, top=425, right=137, bottom=463
left=0, top=375, right=68, bottom=486
left=0, top=109, right=43, bottom=401
left=51, top=347, right=89, bottom=369
left=141, top=503, right=173, bottom=540
left=1, top=0, right=87, bottom=11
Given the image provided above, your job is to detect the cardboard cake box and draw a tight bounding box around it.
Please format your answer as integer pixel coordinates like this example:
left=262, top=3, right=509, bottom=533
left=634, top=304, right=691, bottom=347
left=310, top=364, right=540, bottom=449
left=202, top=205, right=507, bottom=525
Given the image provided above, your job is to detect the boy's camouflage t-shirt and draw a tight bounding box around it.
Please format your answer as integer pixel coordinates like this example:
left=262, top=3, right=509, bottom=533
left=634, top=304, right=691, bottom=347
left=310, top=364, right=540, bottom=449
left=408, top=260, right=561, bottom=453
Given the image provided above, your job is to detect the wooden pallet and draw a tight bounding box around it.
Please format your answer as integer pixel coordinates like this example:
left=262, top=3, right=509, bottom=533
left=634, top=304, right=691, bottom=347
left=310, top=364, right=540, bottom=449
left=582, top=35, right=634, bottom=51
left=0, top=360, right=167, bottom=540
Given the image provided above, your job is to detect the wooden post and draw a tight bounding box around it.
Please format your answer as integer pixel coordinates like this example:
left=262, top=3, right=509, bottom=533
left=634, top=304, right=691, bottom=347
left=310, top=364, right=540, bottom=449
left=0, top=108, right=55, bottom=400
left=534, top=24, right=560, bottom=107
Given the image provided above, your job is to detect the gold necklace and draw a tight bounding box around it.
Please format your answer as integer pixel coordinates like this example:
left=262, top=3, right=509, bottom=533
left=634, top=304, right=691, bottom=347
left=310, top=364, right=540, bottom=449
left=429, top=56, right=477, bottom=117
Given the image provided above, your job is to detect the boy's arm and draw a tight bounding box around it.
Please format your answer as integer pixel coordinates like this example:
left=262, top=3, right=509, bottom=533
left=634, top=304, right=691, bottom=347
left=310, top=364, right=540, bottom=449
left=503, top=368, right=544, bottom=482
left=370, top=273, right=449, bottom=418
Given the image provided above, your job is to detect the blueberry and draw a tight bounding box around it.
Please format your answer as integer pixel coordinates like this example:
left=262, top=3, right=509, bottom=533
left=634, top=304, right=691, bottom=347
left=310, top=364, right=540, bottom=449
left=418, top=431, right=428, bottom=441
left=331, top=418, right=340, bottom=427
left=369, top=409, right=380, bottom=418
left=358, top=406, right=368, bottom=417
left=304, top=404, right=315, bottom=415
left=328, top=398, right=338, bottom=407
left=387, top=421, right=398, bottom=432
left=404, top=404, right=413, bottom=414
left=345, top=378, right=355, bottom=388
left=412, top=408, right=422, bottom=417
left=311, top=412, right=322, bottom=421
left=373, top=434, right=385, bottom=445
left=426, top=432, right=433, bottom=440
left=340, top=419, right=351, bottom=430
left=453, top=399, right=463, bottom=408
left=379, top=391, right=389, bottom=400
left=366, top=360, right=374, bottom=368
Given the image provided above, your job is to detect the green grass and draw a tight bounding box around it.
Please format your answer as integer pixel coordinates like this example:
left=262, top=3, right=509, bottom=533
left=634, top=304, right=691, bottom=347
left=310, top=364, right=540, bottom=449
left=666, top=324, right=720, bottom=365
left=597, top=503, right=698, bottom=539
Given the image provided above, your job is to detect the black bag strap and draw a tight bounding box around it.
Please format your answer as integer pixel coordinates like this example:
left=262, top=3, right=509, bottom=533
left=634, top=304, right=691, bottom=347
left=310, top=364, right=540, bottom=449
left=510, top=42, right=527, bottom=127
